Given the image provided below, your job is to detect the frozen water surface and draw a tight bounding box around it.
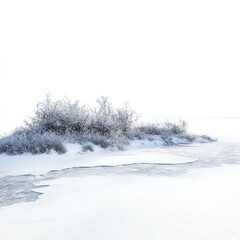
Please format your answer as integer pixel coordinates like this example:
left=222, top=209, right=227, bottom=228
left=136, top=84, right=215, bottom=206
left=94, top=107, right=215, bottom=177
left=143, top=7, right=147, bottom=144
left=1, top=139, right=240, bottom=207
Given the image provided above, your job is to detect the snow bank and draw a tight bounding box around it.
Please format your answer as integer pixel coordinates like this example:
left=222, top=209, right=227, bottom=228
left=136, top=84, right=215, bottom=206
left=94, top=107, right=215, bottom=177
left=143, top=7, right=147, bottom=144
left=0, top=140, right=195, bottom=177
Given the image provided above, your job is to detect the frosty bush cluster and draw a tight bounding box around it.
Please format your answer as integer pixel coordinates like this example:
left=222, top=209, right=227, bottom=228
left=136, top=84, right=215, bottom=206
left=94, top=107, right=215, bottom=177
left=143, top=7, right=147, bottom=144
left=0, top=128, right=66, bottom=155
left=133, top=120, right=187, bottom=138
left=27, top=95, right=138, bottom=137
left=0, top=95, right=213, bottom=155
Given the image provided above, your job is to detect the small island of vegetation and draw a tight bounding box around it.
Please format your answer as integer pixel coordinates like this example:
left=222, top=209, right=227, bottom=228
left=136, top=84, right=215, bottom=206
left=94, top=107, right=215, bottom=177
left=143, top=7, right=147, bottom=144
left=0, top=96, right=215, bottom=155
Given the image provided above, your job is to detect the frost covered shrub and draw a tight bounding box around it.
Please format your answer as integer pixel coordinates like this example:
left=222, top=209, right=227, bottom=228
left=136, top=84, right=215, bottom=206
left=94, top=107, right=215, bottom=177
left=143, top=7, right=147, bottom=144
left=113, top=135, right=129, bottom=150
left=0, top=128, right=66, bottom=155
left=179, top=133, right=196, bottom=142
left=27, top=95, right=90, bottom=135
left=115, top=103, right=139, bottom=133
left=197, top=134, right=216, bottom=142
left=90, top=97, right=138, bottom=136
left=162, top=120, right=187, bottom=135
left=88, top=133, right=113, bottom=148
left=90, top=97, right=117, bottom=136
left=125, top=129, right=147, bottom=140
left=135, top=123, right=163, bottom=135
left=27, top=96, right=138, bottom=138
left=82, top=143, right=94, bottom=152
left=134, top=120, right=187, bottom=137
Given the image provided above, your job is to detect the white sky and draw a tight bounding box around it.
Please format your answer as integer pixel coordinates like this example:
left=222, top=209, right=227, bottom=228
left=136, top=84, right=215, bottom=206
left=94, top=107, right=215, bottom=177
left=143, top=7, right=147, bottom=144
left=1, top=0, right=240, bottom=132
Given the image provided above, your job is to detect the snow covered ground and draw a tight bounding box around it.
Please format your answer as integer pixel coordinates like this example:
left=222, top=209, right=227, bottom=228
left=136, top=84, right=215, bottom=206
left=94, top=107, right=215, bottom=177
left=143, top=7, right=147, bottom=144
left=1, top=164, right=240, bottom=240
left=0, top=118, right=240, bottom=240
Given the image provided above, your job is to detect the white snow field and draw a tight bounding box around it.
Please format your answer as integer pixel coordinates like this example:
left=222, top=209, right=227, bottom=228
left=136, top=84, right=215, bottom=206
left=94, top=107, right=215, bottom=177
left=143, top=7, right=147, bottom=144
left=1, top=165, right=240, bottom=240
left=0, top=118, right=240, bottom=240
